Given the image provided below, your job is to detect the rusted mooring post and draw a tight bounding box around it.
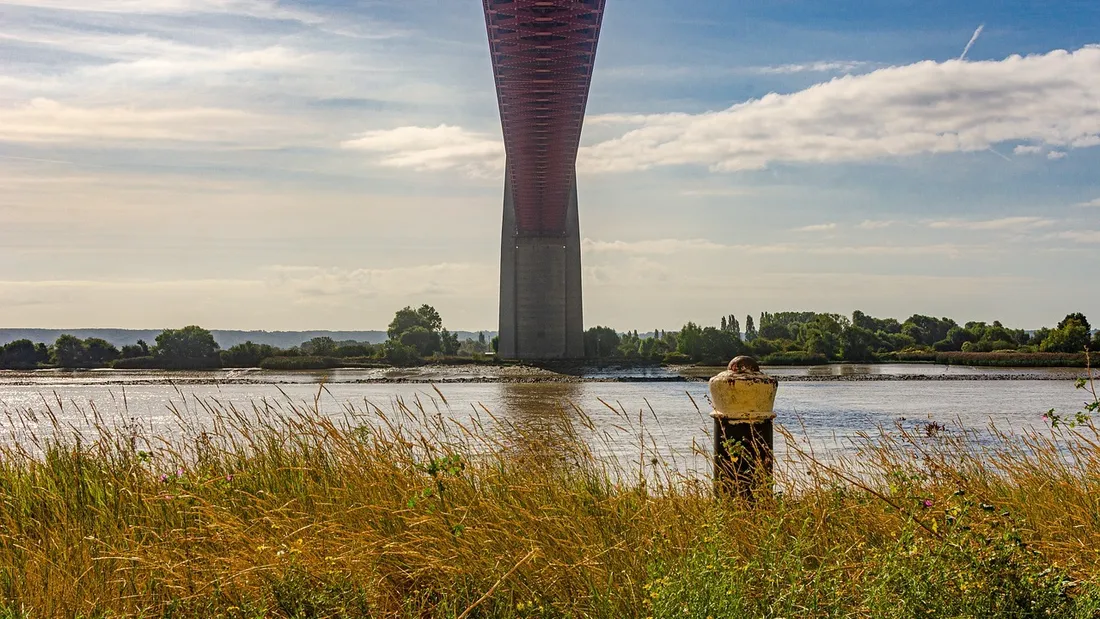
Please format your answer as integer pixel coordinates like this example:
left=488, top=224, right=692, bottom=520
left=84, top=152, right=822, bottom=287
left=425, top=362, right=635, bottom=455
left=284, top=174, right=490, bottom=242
left=710, top=356, right=778, bottom=499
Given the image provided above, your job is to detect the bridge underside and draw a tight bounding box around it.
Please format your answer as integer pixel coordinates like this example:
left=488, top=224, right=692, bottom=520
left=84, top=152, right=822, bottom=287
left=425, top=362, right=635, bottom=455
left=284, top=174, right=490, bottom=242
left=484, top=0, right=605, bottom=359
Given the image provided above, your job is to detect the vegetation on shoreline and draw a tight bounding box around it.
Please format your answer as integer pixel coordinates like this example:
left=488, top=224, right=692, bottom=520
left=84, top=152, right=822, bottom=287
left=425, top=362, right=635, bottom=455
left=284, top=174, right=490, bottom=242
left=2, top=308, right=1096, bottom=370
left=0, top=381, right=1098, bottom=617
left=590, top=311, right=1099, bottom=365
left=0, top=305, right=493, bottom=371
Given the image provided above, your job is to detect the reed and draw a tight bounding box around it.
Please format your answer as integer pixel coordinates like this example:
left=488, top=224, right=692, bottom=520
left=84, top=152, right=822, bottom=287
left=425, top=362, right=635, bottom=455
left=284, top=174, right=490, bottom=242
left=0, top=385, right=1098, bottom=618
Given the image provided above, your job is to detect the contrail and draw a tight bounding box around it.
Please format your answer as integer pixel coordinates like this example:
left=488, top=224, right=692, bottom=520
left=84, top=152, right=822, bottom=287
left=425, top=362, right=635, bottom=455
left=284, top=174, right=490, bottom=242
left=0, top=154, right=77, bottom=165
left=959, top=24, right=984, bottom=60
left=986, top=146, right=1012, bottom=162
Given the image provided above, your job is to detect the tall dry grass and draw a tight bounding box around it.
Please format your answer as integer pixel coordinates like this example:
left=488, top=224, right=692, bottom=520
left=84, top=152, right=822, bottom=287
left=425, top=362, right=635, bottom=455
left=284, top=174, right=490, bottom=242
left=0, top=385, right=1098, bottom=618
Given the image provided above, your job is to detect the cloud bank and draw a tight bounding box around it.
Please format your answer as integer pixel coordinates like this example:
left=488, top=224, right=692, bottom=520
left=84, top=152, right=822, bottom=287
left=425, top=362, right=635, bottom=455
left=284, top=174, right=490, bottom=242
left=354, top=46, right=1100, bottom=176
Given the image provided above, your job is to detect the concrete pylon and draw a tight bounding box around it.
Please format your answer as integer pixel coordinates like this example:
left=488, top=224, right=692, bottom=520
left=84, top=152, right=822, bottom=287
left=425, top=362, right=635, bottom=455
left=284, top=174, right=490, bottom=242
left=498, top=164, right=584, bottom=360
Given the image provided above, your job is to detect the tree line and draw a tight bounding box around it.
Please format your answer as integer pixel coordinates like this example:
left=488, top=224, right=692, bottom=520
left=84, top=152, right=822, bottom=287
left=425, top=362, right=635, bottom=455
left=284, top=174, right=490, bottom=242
left=0, top=305, right=492, bottom=370
left=2, top=308, right=1096, bottom=370
left=583, top=311, right=1099, bottom=365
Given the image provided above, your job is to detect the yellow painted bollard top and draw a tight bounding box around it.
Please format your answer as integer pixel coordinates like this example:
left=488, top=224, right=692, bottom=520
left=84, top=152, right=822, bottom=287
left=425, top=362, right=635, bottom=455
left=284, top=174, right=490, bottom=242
left=709, top=356, right=778, bottom=423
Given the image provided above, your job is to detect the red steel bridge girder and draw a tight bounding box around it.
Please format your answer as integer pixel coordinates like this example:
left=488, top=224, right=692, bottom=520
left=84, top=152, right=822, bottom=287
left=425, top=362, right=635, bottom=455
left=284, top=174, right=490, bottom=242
left=483, top=0, right=606, bottom=236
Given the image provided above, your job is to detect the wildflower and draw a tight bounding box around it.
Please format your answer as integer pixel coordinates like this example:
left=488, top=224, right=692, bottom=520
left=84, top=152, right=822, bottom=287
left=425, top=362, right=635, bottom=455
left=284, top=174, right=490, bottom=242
left=922, top=499, right=934, bottom=508
left=159, top=474, right=169, bottom=484
left=225, top=474, right=234, bottom=482
left=176, top=467, right=184, bottom=477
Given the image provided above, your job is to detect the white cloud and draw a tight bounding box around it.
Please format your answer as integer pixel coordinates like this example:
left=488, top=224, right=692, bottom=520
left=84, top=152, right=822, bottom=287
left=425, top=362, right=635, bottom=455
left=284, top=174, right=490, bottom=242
left=1049, top=230, right=1100, bottom=243
left=581, top=238, right=989, bottom=259
left=354, top=46, right=1100, bottom=176
left=751, top=61, right=869, bottom=75
left=678, top=187, right=757, bottom=197
left=0, top=98, right=309, bottom=145
left=793, top=223, right=838, bottom=232
left=1073, top=198, right=1100, bottom=208
left=263, top=264, right=495, bottom=301
left=927, top=216, right=1056, bottom=231
left=586, top=113, right=691, bottom=126
left=580, top=46, right=1100, bottom=173
left=582, top=238, right=726, bottom=255
left=1047, top=150, right=1067, bottom=160
left=857, top=220, right=895, bottom=230
left=0, top=0, right=321, bottom=22
left=0, top=263, right=498, bottom=329
left=342, top=124, right=505, bottom=177
left=1014, top=144, right=1044, bottom=155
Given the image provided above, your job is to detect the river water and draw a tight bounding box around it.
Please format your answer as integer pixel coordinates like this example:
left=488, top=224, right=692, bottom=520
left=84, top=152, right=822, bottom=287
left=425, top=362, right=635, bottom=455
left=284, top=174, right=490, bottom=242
left=0, top=365, right=1092, bottom=474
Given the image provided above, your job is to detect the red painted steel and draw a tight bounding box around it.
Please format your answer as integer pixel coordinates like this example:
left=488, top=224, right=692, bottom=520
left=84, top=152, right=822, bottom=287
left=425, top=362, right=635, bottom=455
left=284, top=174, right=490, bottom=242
left=484, top=0, right=605, bottom=236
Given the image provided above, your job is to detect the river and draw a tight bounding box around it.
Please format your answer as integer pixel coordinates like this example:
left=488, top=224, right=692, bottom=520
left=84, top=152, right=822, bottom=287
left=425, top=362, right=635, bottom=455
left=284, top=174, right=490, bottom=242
left=0, top=365, right=1092, bottom=474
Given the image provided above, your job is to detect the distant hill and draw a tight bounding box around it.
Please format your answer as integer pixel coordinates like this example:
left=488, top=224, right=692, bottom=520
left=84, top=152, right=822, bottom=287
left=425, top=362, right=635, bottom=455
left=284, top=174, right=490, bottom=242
left=0, top=329, right=496, bottom=349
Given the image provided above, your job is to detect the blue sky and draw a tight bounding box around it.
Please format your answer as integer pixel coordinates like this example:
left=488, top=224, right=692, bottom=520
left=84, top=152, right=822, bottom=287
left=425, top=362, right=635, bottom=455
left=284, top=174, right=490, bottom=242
left=1, top=0, right=1097, bottom=331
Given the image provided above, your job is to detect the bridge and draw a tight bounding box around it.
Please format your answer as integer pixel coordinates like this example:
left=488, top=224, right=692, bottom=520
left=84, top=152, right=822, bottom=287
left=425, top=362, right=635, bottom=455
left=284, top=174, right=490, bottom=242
left=483, top=0, right=606, bottom=359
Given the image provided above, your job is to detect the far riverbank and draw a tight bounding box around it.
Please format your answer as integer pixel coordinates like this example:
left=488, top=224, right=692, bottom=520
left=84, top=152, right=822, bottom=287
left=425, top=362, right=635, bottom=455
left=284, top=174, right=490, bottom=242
left=0, top=363, right=1089, bottom=386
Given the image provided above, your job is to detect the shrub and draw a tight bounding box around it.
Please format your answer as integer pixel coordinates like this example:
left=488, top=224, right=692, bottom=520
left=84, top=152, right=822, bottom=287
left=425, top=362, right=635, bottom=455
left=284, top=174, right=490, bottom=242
left=111, top=356, right=162, bottom=370
left=936, top=351, right=1087, bottom=367
left=877, top=350, right=937, bottom=363
left=259, top=356, right=340, bottom=370
left=759, top=351, right=830, bottom=365
left=662, top=352, right=692, bottom=364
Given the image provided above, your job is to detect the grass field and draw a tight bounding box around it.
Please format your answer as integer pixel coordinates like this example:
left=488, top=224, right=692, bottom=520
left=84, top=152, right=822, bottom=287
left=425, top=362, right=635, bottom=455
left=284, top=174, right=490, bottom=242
left=0, top=384, right=1099, bottom=618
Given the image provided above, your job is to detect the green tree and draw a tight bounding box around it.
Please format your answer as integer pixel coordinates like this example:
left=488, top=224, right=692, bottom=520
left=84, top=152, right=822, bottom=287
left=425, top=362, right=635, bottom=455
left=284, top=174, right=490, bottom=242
left=617, top=330, right=642, bottom=358
left=301, top=337, right=338, bottom=356
left=901, top=315, right=957, bottom=347
left=84, top=338, right=120, bottom=366
left=727, top=314, right=741, bottom=338
left=584, top=326, right=621, bottom=359
left=744, top=315, right=757, bottom=341
left=440, top=329, right=460, bottom=356
left=382, top=340, right=419, bottom=365
left=1, top=340, right=41, bottom=369
left=155, top=326, right=221, bottom=369
left=933, top=326, right=976, bottom=352
left=699, top=327, right=743, bottom=363
left=1041, top=313, right=1091, bottom=353
left=221, top=341, right=279, bottom=367
left=676, top=322, right=704, bottom=361
left=120, top=340, right=150, bottom=359
left=400, top=326, right=441, bottom=357
left=386, top=305, right=449, bottom=358
left=388, top=305, right=443, bottom=340
left=853, top=310, right=901, bottom=334
left=1058, top=313, right=1091, bottom=333
left=804, top=329, right=840, bottom=359
left=53, top=335, right=88, bottom=368
left=334, top=343, right=374, bottom=358
left=840, top=325, right=875, bottom=362
left=34, top=342, right=49, bottom=365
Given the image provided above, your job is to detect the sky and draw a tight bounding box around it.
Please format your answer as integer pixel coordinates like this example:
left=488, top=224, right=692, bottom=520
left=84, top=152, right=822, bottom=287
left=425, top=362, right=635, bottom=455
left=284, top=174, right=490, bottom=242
left=1, top=0, right=1098, bottom=332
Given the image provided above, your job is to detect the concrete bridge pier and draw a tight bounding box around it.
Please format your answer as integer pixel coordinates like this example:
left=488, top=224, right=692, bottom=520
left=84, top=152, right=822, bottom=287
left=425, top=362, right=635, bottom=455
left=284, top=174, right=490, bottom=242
left=497, top=166, right=584, bottom=360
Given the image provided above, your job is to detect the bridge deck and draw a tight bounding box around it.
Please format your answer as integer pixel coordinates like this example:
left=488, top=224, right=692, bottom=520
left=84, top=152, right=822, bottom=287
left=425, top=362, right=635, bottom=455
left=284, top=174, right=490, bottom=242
left=483, top=0, right=606, bottom=236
